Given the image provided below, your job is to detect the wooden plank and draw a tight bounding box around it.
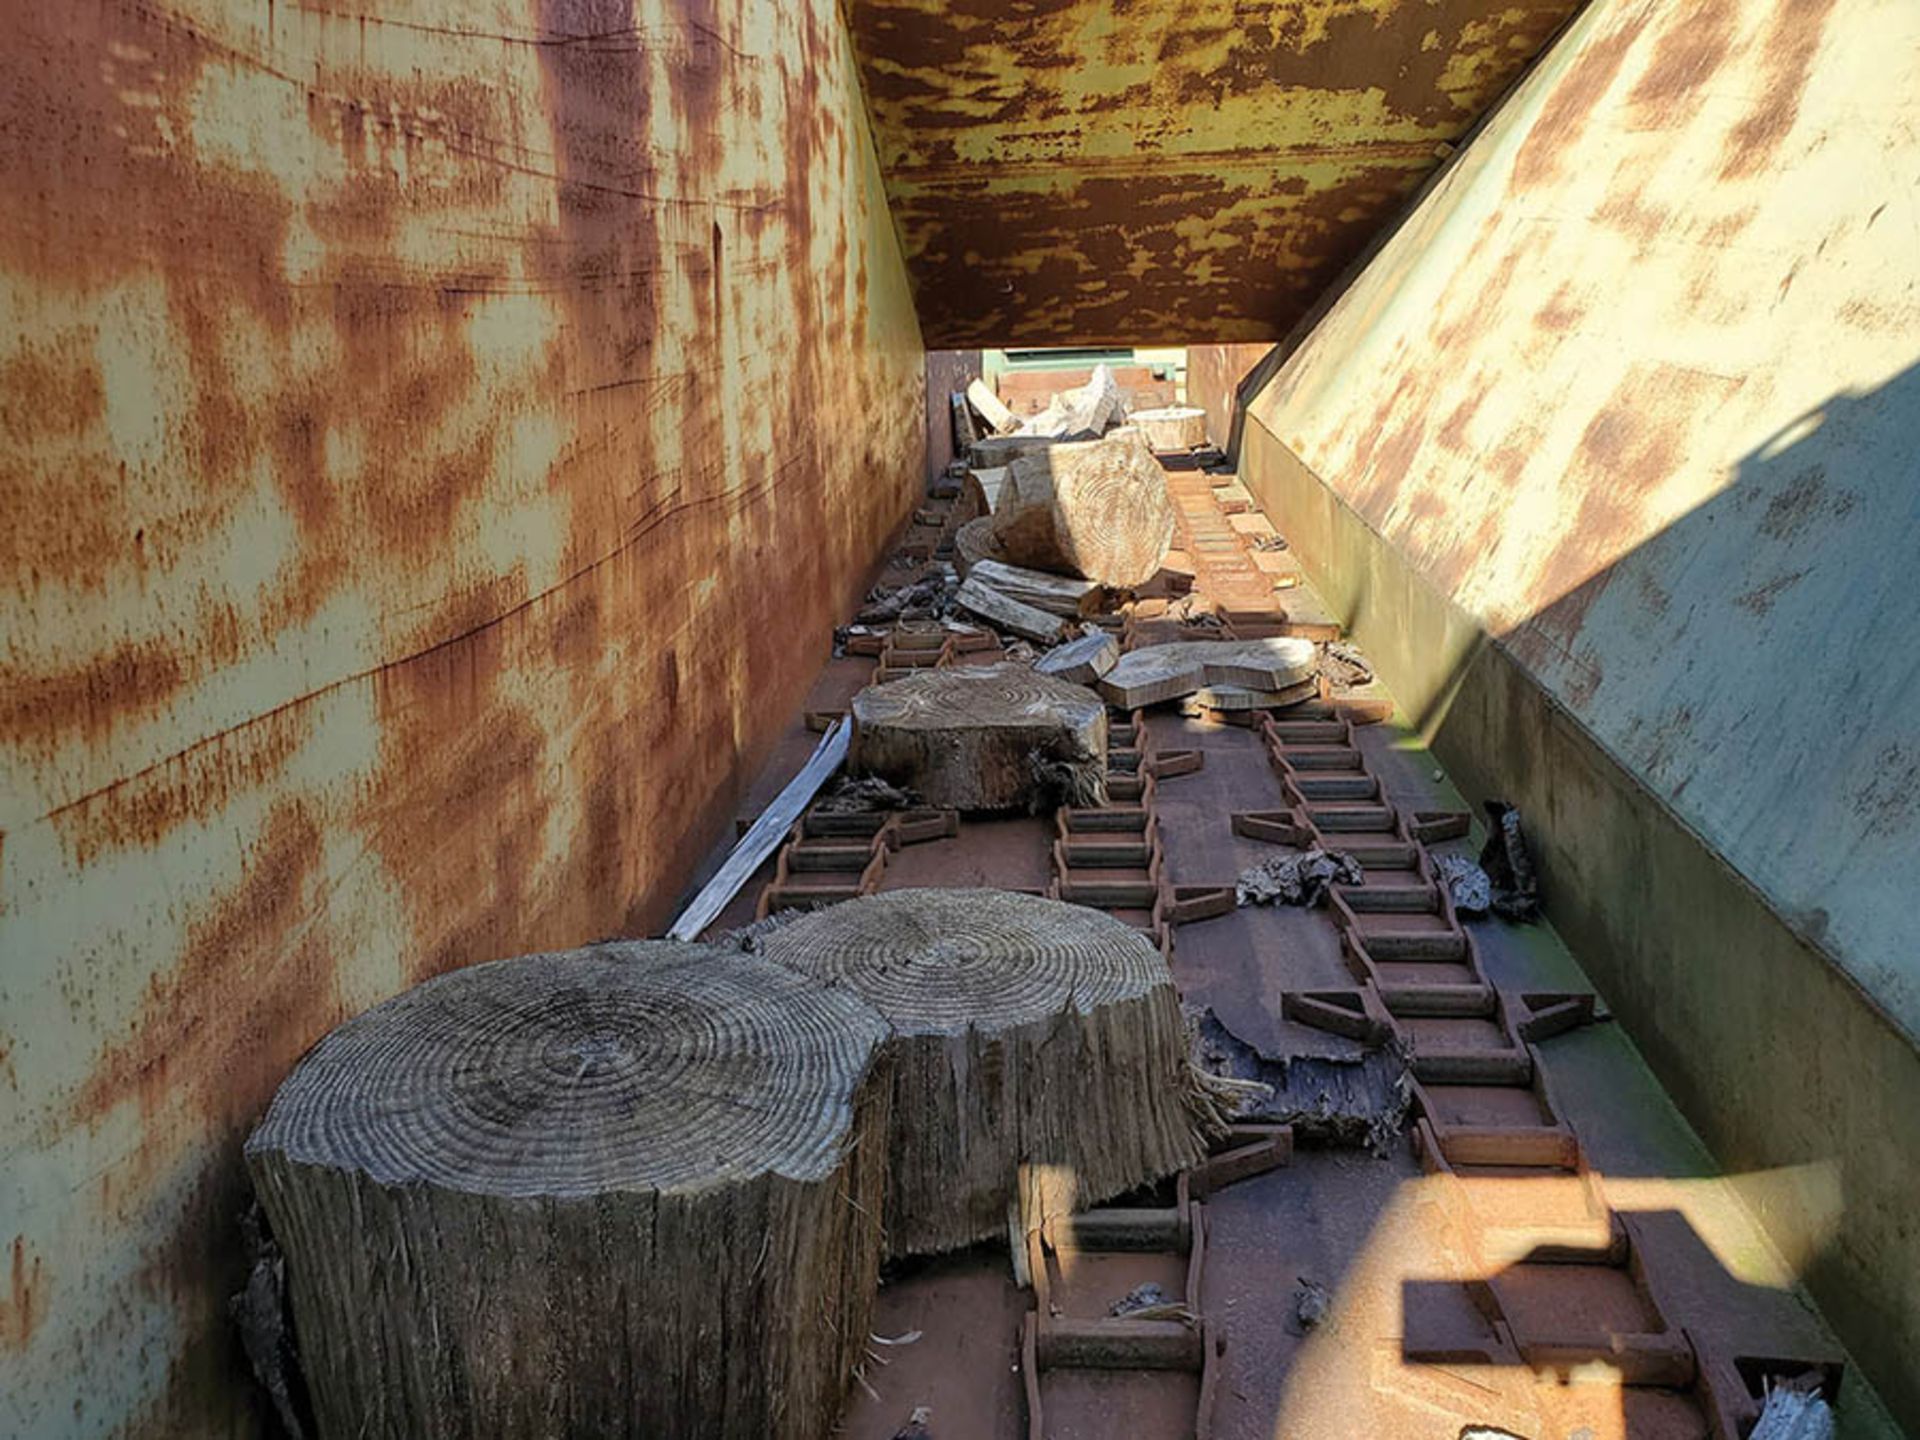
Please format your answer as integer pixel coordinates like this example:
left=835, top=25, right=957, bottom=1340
left=665, top=720, right=849, bottom=941
left=966, top=376, right=1019, bottom=434
left=954, top=573, right=1068, bottom=644
left=968, top=558, right=1103, bottom=617
left=950, top=390, right=979, bottom=449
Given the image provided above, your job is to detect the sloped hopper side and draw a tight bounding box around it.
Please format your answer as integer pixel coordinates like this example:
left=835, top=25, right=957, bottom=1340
left=1234, top=0, right=1920, bottom=1425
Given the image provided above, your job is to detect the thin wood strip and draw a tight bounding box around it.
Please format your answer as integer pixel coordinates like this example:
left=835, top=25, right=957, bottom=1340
left=667, top=720, right=849, bottom=941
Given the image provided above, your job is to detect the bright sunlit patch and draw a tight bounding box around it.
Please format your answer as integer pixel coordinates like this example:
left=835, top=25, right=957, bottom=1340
left=1606, top=1161, right=1843, bottom=1280
left=1754, top=407, right=1827, bottom=462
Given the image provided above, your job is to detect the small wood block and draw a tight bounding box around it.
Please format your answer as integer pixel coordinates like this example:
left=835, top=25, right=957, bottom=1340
left=1360, top=930, right=1468, bottom=963
left=1034, top=630, right=1120, bottom=685
left=1282, top=991, right=1392, bottom=1044
left=1518, top=1333, right=1696, bottom=1389
left=1231, top=811, right=1312, bottom=846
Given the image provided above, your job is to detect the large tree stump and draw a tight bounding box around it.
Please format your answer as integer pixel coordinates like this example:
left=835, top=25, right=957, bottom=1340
left=760, top=889, right=1206, bottom=1258
left=246, top=944, right=892, bottom=1440
left=848, top=664, right=1107, bottom=811
left=992, top=430, right=1177, bottom=588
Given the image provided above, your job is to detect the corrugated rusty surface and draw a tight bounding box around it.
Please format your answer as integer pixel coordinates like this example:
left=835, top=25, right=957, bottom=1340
left=845, top=0, right=1582, bottom=347
left=0, top=0, right=923, bottom=1433
left=1246, top=0, right=1920, bottom=1033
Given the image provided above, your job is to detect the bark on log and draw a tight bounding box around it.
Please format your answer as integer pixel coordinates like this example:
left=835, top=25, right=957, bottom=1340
left=1129, top=406, right=1209, bottom=451
left=849, top=664, right=1107, bottom=811
left=246, top=944, right=892, bottom=1440
left=992, top=430, right=1176, bottom=588
left=760, top=889, right=1207, bottom=1258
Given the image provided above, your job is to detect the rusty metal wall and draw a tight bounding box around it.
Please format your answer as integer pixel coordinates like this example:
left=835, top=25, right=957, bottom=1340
left=1186, top=343, right=1275, bottom=450
left=844, top=0, right=1582, bottom=348
left=923, top=349, right=983, bottom=480
left=1241, top=0, right=1920, bottom=1416
left=0, top=1, right=924, bottom=1433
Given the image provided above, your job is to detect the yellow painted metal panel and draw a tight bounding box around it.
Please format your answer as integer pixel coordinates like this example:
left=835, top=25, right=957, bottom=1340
left=847, top=0, right=1582, bottom=345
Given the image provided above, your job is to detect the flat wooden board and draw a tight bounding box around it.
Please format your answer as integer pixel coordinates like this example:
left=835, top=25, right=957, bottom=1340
left=968, top=558, right=1102, bottom=617
left=954, top=573, right=1067, bottom=644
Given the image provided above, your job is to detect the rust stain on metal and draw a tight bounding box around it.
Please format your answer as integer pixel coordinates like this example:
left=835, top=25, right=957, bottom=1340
left=1, top=0, right=923, bottom=1433
left=3, top=1237, right=44, bottom=1352
left=1720, top=0, right=1839, bottom=177
left=846, top=0, right=1583, bottom=346
left=1508, top=8, right=1647, bottom=189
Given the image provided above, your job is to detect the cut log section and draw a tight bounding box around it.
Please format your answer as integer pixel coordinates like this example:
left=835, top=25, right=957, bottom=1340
left=1097, top=636, right=1318, bottom=709
left=968, top=558, right=1104, bottom=617
left=1035, top=631, right=1121, bottom=686
left=245, top=944, right=892, bottom=1440
left=954, top=573, right=1068, bottom=644
left=993, top=430, right=1177, bottom=588
left=849, top=664, right=1107, bottom=811
left=1129, top=405, right=1209, bottom=451
left=1188, top=675, right=1322, bottom=712
left=760, top=888, right=1206, bottom=1258
left=953, top=515, right=1008, bottom=576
